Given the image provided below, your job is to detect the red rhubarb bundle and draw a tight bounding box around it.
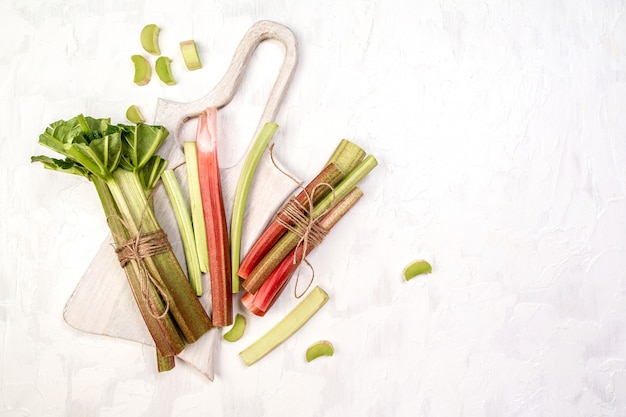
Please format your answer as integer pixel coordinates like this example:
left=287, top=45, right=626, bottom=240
left=239, top=140, right=377, bottom=315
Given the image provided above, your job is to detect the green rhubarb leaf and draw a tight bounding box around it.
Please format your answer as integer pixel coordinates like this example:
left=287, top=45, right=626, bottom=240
left=37, top=115, right=120, bottom=177
left=120, top=123, right=169, bottom=171
left=89, top=132, right=122, bottom=172
left=64, top=142, right=111, bottom=179
left=50, top=115, right=110, bottom=145
left=63, top=132, right=122, bottom=179
left=38, top=131, right=69, bottom=156
left=30, top=155, right=89, bottom=178
left=139, top=155, right=168, bottom=191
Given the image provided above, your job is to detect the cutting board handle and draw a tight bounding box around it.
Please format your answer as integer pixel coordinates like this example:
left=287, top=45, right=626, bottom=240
left=155, top=20, right=298, bottom=147
left=212, top=20, right=298, bottom=123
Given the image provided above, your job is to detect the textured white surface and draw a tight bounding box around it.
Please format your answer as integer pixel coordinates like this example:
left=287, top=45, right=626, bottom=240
left=2, top=0, right=626, bottom=416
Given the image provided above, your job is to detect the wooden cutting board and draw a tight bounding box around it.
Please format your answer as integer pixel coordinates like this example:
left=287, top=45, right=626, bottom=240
left=63, top=20, right=299, bottom=380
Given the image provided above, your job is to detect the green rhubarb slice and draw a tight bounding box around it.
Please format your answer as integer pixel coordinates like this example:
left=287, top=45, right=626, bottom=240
left=155, top=56, right=176, bottom=85
left=180, top=40, right=202, bottom=70
left=223, top=313, right=247, bottom=342
left=140, top=23, right=161, bottom=56
left=125, top=105, right=145, bottom=124
left=305, top=340, right=334, bottom=362
left=131, top=55, right=151, bottom=86
left=239, top=286, right=329, bottom=366
left=403, top=260, right=432, bottom=281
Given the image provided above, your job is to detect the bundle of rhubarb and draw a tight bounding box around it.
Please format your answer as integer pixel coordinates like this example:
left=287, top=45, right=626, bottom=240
left=31, top=114, right=213, bottom=372
left=238, top=139, right=378, bottom=316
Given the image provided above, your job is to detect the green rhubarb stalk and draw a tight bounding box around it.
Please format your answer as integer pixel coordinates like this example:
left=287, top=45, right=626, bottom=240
left=113, top=169, right=212, bottom=342
left=92, top=175, right=185, bottom=359
left=239, top=286, right=329, bottom=366
left=313, top=154, right=378, bottom=217
left=230, top=122, right=279, bottom=293
left=32, top=115, right=213, bottom=369
left=242, top=155, right=378, bottom=294
left=184, top=142, right=209, bottom=273
left=157, top=350, right=176, bottom=372
left=325, top=139, right=366, bottom=174
left=139, top=155, right=168, bottom=194
left=161, top=169, right=203, bottom=295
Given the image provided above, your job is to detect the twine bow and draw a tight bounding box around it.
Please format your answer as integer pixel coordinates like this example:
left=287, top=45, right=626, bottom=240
left=269, top=145, right=335, bottom=298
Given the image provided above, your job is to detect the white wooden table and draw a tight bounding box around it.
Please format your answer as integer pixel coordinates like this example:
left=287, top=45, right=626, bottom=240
left=2, top=1, right=626, bottom=415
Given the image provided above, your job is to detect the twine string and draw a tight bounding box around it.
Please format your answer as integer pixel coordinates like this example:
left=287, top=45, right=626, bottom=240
left=107, top=190, right=172, bottom=319
left=269, top=144, right=335, bottom=298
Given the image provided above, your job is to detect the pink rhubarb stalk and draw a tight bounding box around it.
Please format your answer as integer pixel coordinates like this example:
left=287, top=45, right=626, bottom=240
left=196, top=108, right=232, bottom=327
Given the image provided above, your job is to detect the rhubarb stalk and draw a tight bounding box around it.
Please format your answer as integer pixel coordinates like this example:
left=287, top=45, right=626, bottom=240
left=230, top=122, right=279, bottom=293
left=238, top=139, right=365, bottom=281
left=161, top=169, right=203, bottom=295
left=196, top=108, right=232, bottom=327
left=239, top=286, right=329, bottom=366
left=242, top=155, right=378, bottom=294
left=92, top=175, right=185, bottom=359
left=238, top=162, right=344, bottom=280
left=33, top=115, right=213, bottom=371
left=246, top=188, right=364, bottom=315
left=183, top=142, right=209, bottom=273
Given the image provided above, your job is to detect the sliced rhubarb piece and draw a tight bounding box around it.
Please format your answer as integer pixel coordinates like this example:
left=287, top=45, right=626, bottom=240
left=306, top=340, right=334, bottom=362
left=223, top=313, right=247, bottom=342
left=404, top=260, right=432, bottom=280
left=180, top=40, right=202, bottom=70
left=239, top=286, right=329, bottom=366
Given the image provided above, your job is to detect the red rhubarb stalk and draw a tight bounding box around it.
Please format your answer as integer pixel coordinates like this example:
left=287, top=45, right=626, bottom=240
left=238, top=162, right=344, bottom=280
left=245, top=187, right=364, bottom=316
left=196, top=108, right=232, bottom=327
left=240, top=291, right=264, bottom=316
left=238, top=141, right=365, bottom=281
left=242, top=155, right=377, bottom=294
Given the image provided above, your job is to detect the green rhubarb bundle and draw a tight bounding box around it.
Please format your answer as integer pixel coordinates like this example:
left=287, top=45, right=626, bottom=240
left=32, top=114, right=213, bottom=372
